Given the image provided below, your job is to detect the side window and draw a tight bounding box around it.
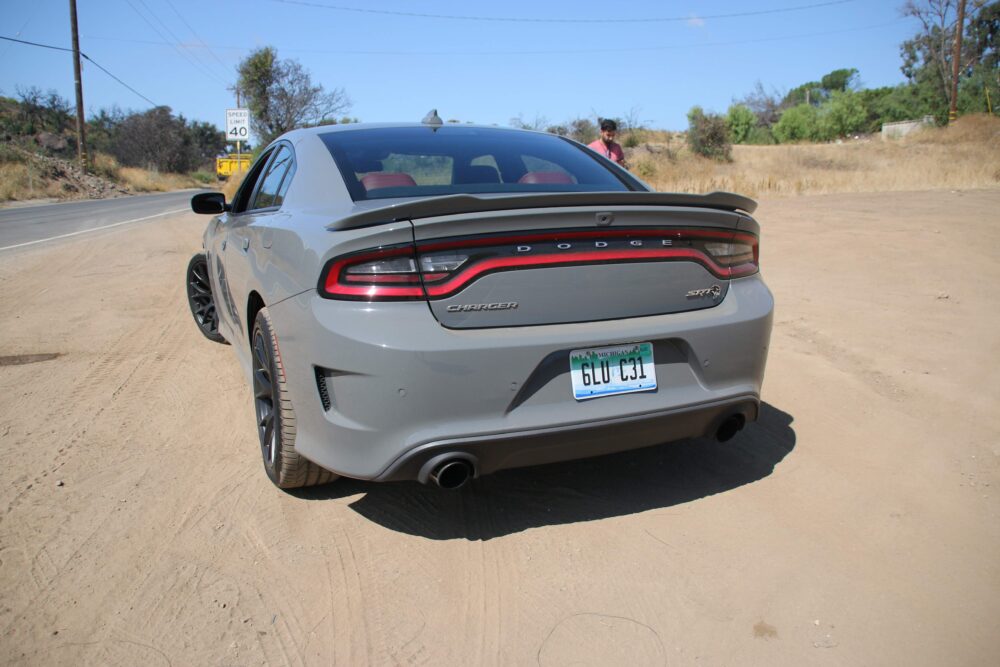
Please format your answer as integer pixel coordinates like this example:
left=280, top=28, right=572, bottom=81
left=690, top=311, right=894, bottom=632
left=251, top=146, right=294, bottom=210
left=231, top=149, right=274, bottom=214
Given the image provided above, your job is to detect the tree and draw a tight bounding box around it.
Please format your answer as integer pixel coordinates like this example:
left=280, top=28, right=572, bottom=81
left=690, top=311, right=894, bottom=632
left=86, top=106, right=126, bottom=156
left=817, top=90, right=868, bottom=139
left=509, top=113, right=549, bottom=131
left=783, top=80, right=823, bottom=108
left=726, top=104, right=757, bottom=144
left=773, top=104, right=820, bottom=143
left=568, top=118, right=597, bottom=144
left=237, top=47, right=351, bottom=145
left=686, top=106, right=732, bottom=161
left=783, top=68, right=860, bottom=108
left=821, top=68, right=860, bottom=93
left=900, top=0, right=996, bottom=121
left=108, top=106, right=225, bottom=173
left=736, top=80, right=787, bottom=128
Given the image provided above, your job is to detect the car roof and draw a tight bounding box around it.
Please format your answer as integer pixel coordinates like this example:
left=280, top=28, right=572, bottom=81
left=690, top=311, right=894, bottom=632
left=281, top=122, right=548, bottom=141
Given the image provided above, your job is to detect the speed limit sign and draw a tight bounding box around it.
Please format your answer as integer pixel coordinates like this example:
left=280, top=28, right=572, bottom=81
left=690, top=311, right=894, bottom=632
left=226, top=108, right=250, bottom=142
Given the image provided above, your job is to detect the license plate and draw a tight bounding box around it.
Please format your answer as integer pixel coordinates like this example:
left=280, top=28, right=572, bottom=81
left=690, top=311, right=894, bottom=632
left=569, top=342, right=657, bottom=401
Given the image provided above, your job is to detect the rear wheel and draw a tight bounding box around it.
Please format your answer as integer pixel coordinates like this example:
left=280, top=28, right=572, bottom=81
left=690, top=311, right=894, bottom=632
left=185, top=253, right=226, bottom=344
left=252, top=308, right=338, bottom=489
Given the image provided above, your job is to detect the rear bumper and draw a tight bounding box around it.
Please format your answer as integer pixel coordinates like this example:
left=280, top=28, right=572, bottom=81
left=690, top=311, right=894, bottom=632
left=266, top=274, right=773, bottom=481
left=375, top=395, right=759, bottom=482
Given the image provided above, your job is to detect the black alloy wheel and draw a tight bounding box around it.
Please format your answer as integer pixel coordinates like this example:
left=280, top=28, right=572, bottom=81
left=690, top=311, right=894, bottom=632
left=252, top=321, right=278, bottom=471
left=251, top=308, right=338, bottom=489
left=186, top=253, right=227, bottom=344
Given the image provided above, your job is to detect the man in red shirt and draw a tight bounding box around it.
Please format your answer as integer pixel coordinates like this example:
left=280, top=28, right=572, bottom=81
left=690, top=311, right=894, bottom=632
left=587, top=119, right=626, bottom=167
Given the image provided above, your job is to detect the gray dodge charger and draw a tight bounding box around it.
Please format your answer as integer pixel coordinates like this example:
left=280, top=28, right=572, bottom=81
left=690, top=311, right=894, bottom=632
left=186, top=121, right=773, bottom=490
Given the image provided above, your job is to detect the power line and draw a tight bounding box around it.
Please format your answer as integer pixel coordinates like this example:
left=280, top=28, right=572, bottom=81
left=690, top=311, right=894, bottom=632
left=0, top=35, right=159, bottom=107
left=122, top=0, right=230, bottom=86
left=264, top=0, right=859, bottom=24
left=164, top=0, right=233, bottom=76
left=137, top=0, right=232, bottom=83
left=81, top=19, right=906, bottom=57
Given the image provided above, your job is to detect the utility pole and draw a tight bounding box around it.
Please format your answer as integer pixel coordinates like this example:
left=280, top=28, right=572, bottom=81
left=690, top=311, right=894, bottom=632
left=68, top=0, right=88, bottom=168
left=949, top=0, right=967, bottom=124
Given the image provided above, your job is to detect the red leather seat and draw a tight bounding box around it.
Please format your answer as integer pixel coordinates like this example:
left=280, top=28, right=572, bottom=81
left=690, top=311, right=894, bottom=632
left=518, top=171, right=575, bottom=184
left=361, top=172, right=417, bottom=191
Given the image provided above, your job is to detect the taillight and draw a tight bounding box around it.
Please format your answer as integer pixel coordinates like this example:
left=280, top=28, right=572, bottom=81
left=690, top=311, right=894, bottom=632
left=319, top=228, right=758, bottom=301
left=320, top=245, right=425, bottom=300
left=703, top=239, right=758, bottom=276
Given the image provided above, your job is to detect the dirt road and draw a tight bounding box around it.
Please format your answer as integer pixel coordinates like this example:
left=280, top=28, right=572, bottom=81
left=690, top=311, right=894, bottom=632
left=1, top=189, right=998, bottom=665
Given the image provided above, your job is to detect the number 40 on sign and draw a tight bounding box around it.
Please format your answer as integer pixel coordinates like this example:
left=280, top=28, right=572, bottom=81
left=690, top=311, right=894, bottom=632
left=226, top=109, right=249, bottom=141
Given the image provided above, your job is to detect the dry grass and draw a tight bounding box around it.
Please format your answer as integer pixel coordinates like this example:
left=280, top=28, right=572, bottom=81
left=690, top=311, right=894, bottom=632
left=117, top=166, right=201, bottom=193
left=220, top=173, right=243, bottom=201
left=632, top=114, right=1000, bottom=198
left=0, top=162, right=68, bottom=200
left=0, top=149, right=205, bottom=202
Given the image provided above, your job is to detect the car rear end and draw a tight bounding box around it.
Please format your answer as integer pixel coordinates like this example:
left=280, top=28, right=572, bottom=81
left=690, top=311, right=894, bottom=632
left=268, top=126, right=773, bottom=485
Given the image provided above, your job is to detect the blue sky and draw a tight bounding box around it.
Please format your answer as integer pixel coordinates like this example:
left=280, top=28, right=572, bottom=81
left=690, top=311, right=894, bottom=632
left=1, top=0, right=919, bottom=134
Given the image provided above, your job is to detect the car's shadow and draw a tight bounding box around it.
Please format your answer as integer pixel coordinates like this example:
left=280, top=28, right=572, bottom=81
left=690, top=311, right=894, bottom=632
left=290, top=402, right=796, bottom=540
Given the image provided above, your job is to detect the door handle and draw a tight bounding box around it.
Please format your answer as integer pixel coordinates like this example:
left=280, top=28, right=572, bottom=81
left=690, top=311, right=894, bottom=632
left=242, top=237, right=250, bottom=251
left=221, top=239, right=226, bottom=250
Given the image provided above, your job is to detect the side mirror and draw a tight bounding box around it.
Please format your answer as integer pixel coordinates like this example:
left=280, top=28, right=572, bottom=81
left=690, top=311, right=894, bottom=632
left=191, top=192, right=229, bottom=214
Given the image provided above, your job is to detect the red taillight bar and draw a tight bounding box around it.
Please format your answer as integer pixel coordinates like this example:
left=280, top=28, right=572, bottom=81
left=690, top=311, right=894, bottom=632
left=319, top=228, right=759, bottom=301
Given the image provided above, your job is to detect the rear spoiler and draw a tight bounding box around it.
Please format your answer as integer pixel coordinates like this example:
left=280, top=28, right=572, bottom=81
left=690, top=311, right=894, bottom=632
left=327, top=191, right=757, bottom=230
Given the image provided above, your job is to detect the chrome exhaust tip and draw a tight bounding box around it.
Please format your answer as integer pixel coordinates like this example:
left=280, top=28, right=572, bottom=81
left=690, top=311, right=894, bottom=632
left=429, top=460, right=474, bottom=490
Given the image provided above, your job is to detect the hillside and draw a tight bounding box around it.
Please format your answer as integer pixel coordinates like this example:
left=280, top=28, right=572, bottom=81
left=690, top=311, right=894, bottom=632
left=628, top=114, right=1000, bottom=198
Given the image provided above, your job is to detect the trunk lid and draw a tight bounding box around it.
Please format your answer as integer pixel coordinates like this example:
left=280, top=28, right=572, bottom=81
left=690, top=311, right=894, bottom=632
left=408, top=204, right=757, bottom=329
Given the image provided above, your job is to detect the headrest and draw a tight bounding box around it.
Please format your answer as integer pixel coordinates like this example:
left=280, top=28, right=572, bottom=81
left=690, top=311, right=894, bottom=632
left=518, top=171, right=575, bottom=184
left=361, top=172, right=417, bottom=191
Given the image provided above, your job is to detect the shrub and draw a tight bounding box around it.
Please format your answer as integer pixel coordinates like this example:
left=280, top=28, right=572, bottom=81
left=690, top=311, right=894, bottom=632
left=686, top=107, right=732, bottom=161
left=190, top=170, right=214, bottom=184
left=633, top=160, right=656, bottom=179
left=745, top=126, right=777, bottom=145
left=726, top=104, right=757, bottom=144
left=817, top=91, right=867, bottom=139
left=773, top=104, right=820, bottom=143
left=90, top=153, right=121, bottom=180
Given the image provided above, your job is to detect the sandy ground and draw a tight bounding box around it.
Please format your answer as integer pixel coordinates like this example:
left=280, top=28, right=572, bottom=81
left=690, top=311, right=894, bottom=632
left=0, top=189, right=998, bottom=666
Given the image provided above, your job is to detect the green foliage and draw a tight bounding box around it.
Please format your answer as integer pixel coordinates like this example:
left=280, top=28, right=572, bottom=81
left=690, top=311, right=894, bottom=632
left=236, top=46, right=351, bottom=145
left=1, top=93, right=223, bottom=173
left=817, top=91, right=868, bottom=139
left=957, top=64, right=1000, bottom=114
left=899, top=0, right=1000, bottom=124
left=190, top=171, right=215, bottom=184
left=686, top=107, right=732, bottom=161
left=633, top=160, right=656, bottom=179
left=782, top=68, right=860, bottom=110
left=783, top=81, right=822, bottom=108
left=623, top=131, right=641, bottom=148
left=86, top=106, right=126, bottom=156
left=773, top=104, right=820, bottom=143
left=820, top=68, right=859, bottom=93
left=726, top=104, right=757, bottom=144
left=568, top=118, right=597, bottom=144
left=97, top=106, right=225, bottom=173
left=745, top=126, right=776, bottom=145
left=0, top=87, right=75, bottom=157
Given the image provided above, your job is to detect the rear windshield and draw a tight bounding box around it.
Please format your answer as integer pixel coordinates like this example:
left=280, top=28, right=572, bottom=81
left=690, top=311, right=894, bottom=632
left=320, top=126, right=636, bottom=201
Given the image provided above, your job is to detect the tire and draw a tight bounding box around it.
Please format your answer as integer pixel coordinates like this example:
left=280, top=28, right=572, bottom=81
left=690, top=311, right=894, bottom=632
left=185, top=253, right=227, bottom=344
left=252, top=307, right=339, bottom=489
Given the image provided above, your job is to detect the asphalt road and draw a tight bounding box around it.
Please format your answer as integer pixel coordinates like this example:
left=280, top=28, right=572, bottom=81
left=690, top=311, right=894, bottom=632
left=0, top=190, right=205, bottom=252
